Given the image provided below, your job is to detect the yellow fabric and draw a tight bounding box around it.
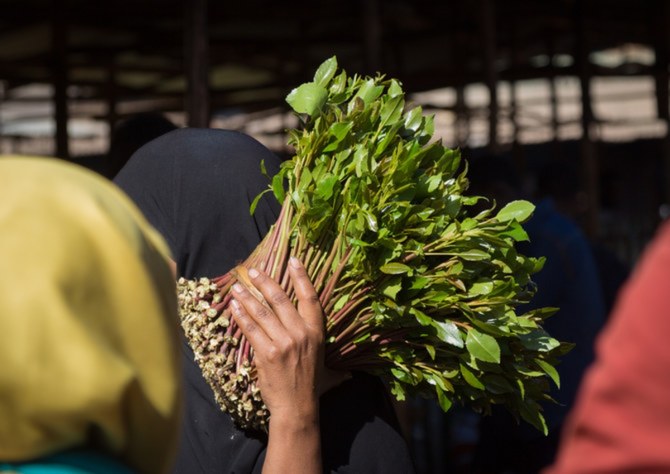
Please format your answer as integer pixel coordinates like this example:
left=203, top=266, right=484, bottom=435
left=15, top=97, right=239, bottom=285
left=0, top=156, right=182, bottom=474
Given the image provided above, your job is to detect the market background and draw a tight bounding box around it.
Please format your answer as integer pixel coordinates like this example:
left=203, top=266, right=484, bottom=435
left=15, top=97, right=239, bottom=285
left=0, top=1, right=665, bottom=471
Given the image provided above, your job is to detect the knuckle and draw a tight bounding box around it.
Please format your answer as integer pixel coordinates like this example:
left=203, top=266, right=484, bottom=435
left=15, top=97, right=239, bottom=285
left=291, top=330, right=315, bottom=351
left=254, top=305, right=273, bottom=320
left=276, top=336, right=296, bottom=352
left=242, top=321, right=257, bottom=334
left=305, top=294, right=322, bottom=307
left=268, top=290, right=290, bottom=306
left=265, top=345, right=280, bottom=362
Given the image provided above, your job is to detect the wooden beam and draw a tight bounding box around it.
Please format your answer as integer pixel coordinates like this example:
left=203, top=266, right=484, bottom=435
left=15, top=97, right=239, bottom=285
left=449, top=4, right=470, bottom=150
left=507, top=11, right=524, bottom=174
left=363, top=0, right=382, bottom=75
left=575, top=2, right=599, bottom=238
left=547, top=34, right=560, bottom=158
left=455, top=85, right=469, bottom=149
left=106, top=57, right=118, bottom=136
left=652, top=0, right=670, bottom=204
left=52, top=0, right=69, bottom=159
left=480, top=0, right=499, bottom=152
left=184, top=0, right=210, bottom=128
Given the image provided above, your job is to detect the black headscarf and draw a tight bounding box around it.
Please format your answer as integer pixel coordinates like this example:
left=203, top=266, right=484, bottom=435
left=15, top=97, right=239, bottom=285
left=115, top=128, right=415, bottom=474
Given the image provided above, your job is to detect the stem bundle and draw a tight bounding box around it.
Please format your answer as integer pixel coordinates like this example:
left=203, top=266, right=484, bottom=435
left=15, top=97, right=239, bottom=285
left=177, top=57, right=568, bottom=434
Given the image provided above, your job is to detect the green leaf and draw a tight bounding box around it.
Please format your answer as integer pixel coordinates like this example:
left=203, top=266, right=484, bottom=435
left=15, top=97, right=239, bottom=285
left=391, top=367, right=412, bottom=384
left=460, top=364, right=485, bottom=390
left=520, top=331, right=561, bottom=352
left=286, top=82, right=328, bottom=115
left=520, top=401, right=548, bottom=435
left=316, top=174, right=338, bottom=200
left=404, top=106, right=423, bottom=132
left=313, top=56, right=338, bottom=86
left=324, top=122, right=353, bottom=152
left=354, top=146, right=369, bottom=177
left=455, top=249, right=490, bottom=261
left=517, top=379, right=526, bottom=399
left=425, top=344, right=436, bottom=360
left=409, top=277, right=430, bottom=291
left=496, top=200, right=535, bottom=223
left=382, top=277, right=402, bottom=299
left=355, top=79, right=384, bottom=105
left=363, top=210, right=378, bottom=232
left=380, top=95, right=404, bottom=127
left=433, top=320, right=464, bottom=348
left=466, top=329, right=501, bottom=363
left=410, top=308, right=432, bottom=326
left=536, top=359, right=561, bottom=388
left=468, top=281, right=493, bottom=296
left=271, top=173, right=285, bottom=202
left=249, top=188, right=272, bottom=215
left=436, top=385, right=453, bottom=412
left=332, top=294, right=350, bottom=313
left=380, top=262, right=411, bottom=274
left=501, top=221, right=529, bottom=242
left=388, top=79, right=403, bottom=97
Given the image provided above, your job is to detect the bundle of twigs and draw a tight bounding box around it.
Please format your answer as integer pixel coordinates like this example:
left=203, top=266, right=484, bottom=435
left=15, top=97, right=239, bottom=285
left=178, top=57, right=568, bottom=433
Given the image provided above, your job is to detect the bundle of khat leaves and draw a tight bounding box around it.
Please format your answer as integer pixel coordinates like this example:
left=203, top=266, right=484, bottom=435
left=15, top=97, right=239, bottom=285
left=178, top=56, right=567, bottom=434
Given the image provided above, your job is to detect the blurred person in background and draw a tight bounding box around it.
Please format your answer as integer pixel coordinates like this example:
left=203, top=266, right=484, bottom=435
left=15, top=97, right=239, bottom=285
left=546, top=214, right=670, bottom=473
left=466, top=154, right=606, bottom=473
left=0, top=156, right=182, bottom=474
left=534, top=159, right=630, bottom=317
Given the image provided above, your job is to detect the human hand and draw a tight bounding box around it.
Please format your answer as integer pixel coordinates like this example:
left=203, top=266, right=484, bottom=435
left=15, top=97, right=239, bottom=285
left=230, top=257, right=347, bottom=419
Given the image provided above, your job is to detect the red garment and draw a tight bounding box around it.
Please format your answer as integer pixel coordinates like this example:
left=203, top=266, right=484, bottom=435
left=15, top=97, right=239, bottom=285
left=547, top=222, right=670, bottom=473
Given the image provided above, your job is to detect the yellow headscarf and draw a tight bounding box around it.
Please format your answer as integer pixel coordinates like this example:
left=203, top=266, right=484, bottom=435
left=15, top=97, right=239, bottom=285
left=0, top=156, right=182, bottom=473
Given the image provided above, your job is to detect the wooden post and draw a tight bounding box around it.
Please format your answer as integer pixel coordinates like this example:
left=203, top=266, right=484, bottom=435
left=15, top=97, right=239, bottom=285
left=52, top=0, right=69, bottom=159
left=455, top=84, right=469, bottom=149
left=575, top=2, right=599, bottom=237
left=547, top=36, right=560, bottom=157
left=480, top=0, right=498, bottom=153
left=653, top=0, right=670, bottom=204
left=106, top=57, right=118, bottom=137
left=184, top=0, right=210, bottom=128
left=508, top=15, right=524, bottom=172
left=364, top=0, right=382, bottom=75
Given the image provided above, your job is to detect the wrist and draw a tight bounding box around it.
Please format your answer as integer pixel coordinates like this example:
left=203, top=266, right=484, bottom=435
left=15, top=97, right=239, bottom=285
left=269, top=404, right=320, bottom=434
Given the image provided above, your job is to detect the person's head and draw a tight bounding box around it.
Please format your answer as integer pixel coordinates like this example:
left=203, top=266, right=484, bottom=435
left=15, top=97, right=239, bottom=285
left=114, top=128, right=282, bottom=279
left=107, top=112, right=178, bottom=179
left=0, top=156, right=181, bottom=473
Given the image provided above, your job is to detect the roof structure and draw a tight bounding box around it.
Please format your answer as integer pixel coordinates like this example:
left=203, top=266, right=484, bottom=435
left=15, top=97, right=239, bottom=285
left=0, top=0, right=668, bottom=252
left=0, top=0, right=666, bottom=132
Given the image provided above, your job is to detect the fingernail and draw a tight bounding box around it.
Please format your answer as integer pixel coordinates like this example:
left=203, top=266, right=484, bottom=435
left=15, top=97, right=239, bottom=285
left=289, top=256, right=301, bottom=268
left=248, top=268, right=260, bottom=279
left=233, top=283, right=243, bottom=293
